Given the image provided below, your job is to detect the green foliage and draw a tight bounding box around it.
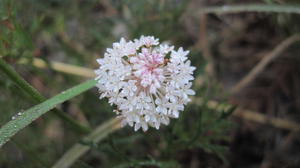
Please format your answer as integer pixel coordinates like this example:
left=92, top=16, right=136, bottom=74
left=0, top=0, right=34, bottom=60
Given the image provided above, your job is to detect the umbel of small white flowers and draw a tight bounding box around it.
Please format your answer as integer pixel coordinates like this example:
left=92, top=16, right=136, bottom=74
left=95, top=36, right=196, bottom=131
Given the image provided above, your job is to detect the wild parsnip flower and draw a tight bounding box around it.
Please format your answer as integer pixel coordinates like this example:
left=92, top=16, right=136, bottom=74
left=95, top=36, right=196, bottom=131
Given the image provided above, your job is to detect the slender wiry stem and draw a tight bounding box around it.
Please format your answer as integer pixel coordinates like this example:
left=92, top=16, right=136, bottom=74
left=52, top=118, right=122, bottom=168
left=0, top=58, right=91, bottom=134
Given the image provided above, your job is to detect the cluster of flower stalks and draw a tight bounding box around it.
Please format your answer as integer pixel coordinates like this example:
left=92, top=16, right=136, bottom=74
left=95, top=36, right=196, bottom=131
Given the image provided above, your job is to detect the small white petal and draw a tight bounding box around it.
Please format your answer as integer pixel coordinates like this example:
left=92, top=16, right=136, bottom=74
left=145, top=115, right=150, bottom=122
left=141, top=123, right=148, bottom=132
left=134, top=123, right=141, bottom=131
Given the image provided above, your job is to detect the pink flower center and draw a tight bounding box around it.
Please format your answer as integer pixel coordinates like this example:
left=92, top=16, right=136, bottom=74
left=130, top=48, right=165, bottom=93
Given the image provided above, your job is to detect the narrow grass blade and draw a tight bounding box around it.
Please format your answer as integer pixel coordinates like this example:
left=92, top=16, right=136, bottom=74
left=0, top=58, right=91, bottom=133
left=0, top=79, right=97, bottom=148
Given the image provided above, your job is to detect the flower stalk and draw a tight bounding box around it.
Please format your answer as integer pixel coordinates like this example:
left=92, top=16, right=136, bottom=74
left=52, top=118, right=122, bottom=168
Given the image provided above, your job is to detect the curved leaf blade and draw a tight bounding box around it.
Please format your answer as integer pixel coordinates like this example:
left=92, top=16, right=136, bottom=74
left=0, top=79, right=97, bottom=147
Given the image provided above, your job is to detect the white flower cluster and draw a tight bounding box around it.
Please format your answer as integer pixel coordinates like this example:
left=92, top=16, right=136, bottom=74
left=95, top=36, right=196, bottom=131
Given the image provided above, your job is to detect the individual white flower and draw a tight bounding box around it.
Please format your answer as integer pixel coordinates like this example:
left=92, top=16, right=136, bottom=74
left=95, top=36, right=196, bottom=131
left=135, top=35, right=159, bottom=48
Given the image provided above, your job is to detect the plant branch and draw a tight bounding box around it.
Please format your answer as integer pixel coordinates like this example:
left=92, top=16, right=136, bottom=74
left=52, top=118, right=122, bottom=168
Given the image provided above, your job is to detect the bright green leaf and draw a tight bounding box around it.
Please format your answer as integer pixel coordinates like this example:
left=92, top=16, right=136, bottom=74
left=0, top=79, right=96, bottom=147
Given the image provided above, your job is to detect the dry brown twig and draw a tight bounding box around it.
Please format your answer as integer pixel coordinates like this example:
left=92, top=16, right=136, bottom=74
left=193, top=97, right=300, bottom=132
left=226, top=34, right=300, bottom=131
left=19, top=58, right=95, bottom=78
left=197, top=14, right=215, bottom=77
left=231, top=34, right=300, bottom=94
left=234, top=108, right=300, bottom=131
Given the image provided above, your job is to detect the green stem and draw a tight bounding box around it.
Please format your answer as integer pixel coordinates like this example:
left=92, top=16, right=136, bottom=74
left=52, top=118, right=121, bottom=168
left=0, top=58, right=91, bottom=133
left=0, top=79, right=97, bottom=147
left=0, top=59, right=44, bottom=101
left=197, top=4, right=300, bottom=14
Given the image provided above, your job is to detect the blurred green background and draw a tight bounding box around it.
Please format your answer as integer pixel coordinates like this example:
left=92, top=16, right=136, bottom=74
left=1, top=0, right=300, bottom=167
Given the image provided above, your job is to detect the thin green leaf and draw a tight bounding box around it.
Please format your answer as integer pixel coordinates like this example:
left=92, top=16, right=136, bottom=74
left=0, top=79, right=97, bottom=148
left=0, top=58, right=91, bottom=133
